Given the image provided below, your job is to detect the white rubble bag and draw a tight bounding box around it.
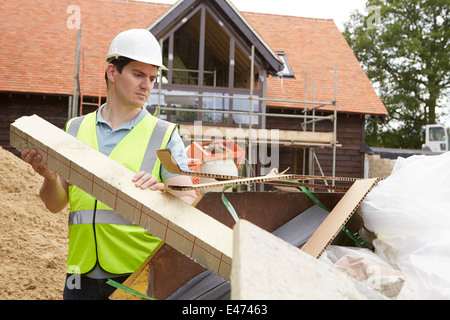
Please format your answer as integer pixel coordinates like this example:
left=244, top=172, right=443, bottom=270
left=360, top=151, right=450, bottom=299
left=320, top=242, right=414, bottom=299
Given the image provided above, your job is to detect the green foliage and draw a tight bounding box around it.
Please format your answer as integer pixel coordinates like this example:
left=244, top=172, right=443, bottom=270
left=344, top=0, right=450, bottom=148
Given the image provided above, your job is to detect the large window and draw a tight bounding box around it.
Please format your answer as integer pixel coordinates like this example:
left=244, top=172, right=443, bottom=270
left=172, top=11, right=201, bottom=85
left=156, top=2, right=264, bottom=127
left=232, top=94, right=259, bottom=126
left=204, top=11, right=229, bottom=87
left=162, top=5, right=260, bottom=90
left=234, top=44, right=253, bottom=89
left=202, top=93, right=230, bottom=124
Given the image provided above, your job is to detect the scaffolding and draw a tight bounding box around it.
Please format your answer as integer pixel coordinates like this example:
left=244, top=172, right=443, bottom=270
left=151, top=45, right=339, bottom=186
left=68, top=25, right=104, bottom=119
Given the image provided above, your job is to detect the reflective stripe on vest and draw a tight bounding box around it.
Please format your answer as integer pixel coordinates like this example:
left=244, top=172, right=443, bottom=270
left=68, top=209, right=136, bottom=226
left=140, top=118, right=175, bottom=173
left=65, top=109, right=177, bottom=274
left=66, top=116, right=84, bottom=137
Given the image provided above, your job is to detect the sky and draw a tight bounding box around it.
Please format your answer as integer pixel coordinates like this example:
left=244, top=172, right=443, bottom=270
left=143, top=0, right=368, bottom=31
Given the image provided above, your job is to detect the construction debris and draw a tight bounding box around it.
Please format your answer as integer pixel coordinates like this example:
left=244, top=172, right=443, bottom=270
left=6, top=113, right=450, bottom=301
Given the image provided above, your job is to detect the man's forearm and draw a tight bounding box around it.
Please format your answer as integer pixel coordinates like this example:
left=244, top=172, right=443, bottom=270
left=167, top=189, right=198, bottom=205
left=40, top=176, right=69, bottom=213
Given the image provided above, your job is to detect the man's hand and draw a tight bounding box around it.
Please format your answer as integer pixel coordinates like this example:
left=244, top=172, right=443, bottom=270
left=132, top=172, right=197, bottom=205
left=21, top=148, right=69, bottom=213
left=132, top=171, right=165, bottom=191
left=21, top=149, right=58, bottom=181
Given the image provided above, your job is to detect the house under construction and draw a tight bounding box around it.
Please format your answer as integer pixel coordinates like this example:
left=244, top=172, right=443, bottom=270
left=0, top=0, right=387, bottom=183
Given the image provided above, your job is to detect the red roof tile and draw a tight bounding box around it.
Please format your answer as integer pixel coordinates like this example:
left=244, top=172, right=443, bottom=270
left=0, top=0, right=170, bottom=97
left=243, top=12, right=387, bottom=115
left=0, top=0, right=387, bottom=116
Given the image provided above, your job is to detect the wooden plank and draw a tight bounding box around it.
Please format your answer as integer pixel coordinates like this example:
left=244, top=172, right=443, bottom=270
left=10, top=114, right=232, bottom=281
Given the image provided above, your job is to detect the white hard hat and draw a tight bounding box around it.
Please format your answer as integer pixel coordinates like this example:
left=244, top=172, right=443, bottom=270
left=104, top=29, right=168, bottom=71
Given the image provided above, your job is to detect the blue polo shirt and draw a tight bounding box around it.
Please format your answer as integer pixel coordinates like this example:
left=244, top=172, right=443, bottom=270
left=96, top=104, right=188, bottom=181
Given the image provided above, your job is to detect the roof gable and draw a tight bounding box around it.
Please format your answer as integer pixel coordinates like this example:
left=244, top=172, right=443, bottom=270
left=148, top=0, right=284, bottom=75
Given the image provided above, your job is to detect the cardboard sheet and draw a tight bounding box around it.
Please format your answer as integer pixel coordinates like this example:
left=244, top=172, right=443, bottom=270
left=157, top=148, right=355, bottom=191
left=301, top=178, right=379, bottom=258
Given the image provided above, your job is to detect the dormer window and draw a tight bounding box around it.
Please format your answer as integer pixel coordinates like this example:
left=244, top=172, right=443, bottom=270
left=277, top=52, right=295, bottom=78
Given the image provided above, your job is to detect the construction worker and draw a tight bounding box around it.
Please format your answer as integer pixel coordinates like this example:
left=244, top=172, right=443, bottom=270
left=21, top=29, right=197, bottom=300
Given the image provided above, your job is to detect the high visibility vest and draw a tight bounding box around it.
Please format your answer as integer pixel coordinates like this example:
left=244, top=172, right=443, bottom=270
left=65, top=110, right=177, bottom=275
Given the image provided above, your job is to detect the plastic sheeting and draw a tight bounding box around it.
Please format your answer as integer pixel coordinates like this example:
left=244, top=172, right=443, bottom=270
left=361, top=152, right=450, bottom=299
left=320, top=242, right=414, bottom=299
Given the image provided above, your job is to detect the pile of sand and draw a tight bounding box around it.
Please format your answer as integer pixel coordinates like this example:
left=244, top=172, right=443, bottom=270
left=0, top=146, right=68, bottom=300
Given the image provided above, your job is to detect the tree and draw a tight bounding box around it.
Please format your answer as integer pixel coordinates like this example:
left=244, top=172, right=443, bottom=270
left=343, top=0, right=449, bottom=148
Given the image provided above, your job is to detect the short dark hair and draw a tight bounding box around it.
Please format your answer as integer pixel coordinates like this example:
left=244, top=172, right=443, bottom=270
left=104, top=56, right=134, bottom=86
